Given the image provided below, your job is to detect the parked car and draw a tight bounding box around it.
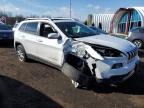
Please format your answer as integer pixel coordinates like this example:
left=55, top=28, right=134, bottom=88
left=127, top=27, right=144, bottom=48
left=0, top=24, right=13, bottom=43
left=89, top=26, right=108, bottom=34
left=14, top=18, right=139, bottom=88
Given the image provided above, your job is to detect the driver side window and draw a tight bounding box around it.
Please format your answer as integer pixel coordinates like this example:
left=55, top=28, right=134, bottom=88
left=39, top=23, right=56, bottom=37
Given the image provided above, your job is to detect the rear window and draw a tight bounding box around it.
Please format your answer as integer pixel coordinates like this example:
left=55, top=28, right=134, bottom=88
left=19, top=22, right=38, bottom=35
left=19, top=23, right=27, bottom=31
left=25, top=22, right=38, bottom=35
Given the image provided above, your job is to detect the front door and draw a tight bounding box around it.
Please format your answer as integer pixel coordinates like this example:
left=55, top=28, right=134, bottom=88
left=36, top=22, right=69, bottom=67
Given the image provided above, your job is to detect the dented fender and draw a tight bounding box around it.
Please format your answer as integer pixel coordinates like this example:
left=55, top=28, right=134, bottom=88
left=62, top=53, right=93, bottom=86
left=72, top=42, right=103, bottom=61
left=61, top=42, right=104, bottom=86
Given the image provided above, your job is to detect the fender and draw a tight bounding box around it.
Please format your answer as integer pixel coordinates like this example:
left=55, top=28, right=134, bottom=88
left=85, top=45, right=104, bottom=60
left=62, top=53, right=93, bottom=86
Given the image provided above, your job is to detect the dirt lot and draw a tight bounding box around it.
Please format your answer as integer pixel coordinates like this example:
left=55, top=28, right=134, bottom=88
left=0, top=45, right=144, bottom=108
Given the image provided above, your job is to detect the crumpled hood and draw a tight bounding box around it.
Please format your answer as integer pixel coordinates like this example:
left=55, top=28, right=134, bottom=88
left=74, top=34, right=136, bottom=53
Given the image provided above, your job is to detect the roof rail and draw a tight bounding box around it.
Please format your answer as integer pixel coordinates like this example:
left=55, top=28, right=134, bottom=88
left=25, top=17, right=78, bottom=21
left=25, top=17, right=52, bottom=21
left=51, top=17, right=75, bottom=21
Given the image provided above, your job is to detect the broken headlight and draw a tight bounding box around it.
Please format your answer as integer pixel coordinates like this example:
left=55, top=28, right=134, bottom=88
left=89, top=44, right=124, bottom=57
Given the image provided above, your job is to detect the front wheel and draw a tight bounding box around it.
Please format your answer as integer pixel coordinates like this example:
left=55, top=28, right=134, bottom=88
left=16, top=45, right=27, bottom=62
left=133, top=40, right=143, bottom=48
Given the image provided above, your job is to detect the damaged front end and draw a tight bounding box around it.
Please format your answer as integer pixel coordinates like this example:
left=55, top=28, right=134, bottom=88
left=62, top=41, right=105, bottom=87
left=62, top=53, right=94, bottom=88
left=62, top=41, right=103, bottom=87
left=62, top=41, right=139, bottom=88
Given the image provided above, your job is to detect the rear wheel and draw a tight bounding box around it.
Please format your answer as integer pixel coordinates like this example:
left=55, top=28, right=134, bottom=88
left=16, top=45, right=27, bottom=62
left=133, top=40, right=143, bottom=48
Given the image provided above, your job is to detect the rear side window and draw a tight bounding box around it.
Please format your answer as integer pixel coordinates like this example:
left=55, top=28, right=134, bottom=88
left=25, top=22, right=38, bottom=35
left=19, top=23, right=27, bottom=31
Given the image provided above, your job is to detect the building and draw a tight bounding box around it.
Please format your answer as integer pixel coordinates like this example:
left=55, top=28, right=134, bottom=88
left=91, top=14, right=114, bottom=32
left=110, top=7, right=144, bottom=36
left=87, top=14, right=93, bottom=25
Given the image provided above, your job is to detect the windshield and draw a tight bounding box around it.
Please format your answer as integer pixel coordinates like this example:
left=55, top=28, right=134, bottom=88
left=0, top=24, right=11, bottom=30
left=90, top=26, right=106, bottom=34
left=55, top=22, right=98, bottom=38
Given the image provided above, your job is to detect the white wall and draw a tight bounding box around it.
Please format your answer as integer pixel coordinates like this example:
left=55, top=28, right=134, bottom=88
left=92, top=14, right=114, bottom=32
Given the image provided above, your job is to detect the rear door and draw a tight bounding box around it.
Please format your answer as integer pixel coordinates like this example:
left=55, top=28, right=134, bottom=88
left=21, top=22, right=39, bottom=56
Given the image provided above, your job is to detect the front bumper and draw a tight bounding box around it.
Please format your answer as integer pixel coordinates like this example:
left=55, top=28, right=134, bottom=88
left=83, top=63, right=138, bottom=85
left=95, top=55, right=139, bottom=83
left=96, top=66, right=137, bottom=84
left=62, top=55, right=139, bottom=86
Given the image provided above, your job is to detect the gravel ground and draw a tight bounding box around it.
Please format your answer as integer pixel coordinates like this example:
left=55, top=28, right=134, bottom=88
left=0, top=44, right=144, bottom=108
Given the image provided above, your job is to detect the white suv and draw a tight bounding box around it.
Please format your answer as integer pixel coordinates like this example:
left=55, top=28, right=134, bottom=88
left=14, top=18, right=139, bottom=88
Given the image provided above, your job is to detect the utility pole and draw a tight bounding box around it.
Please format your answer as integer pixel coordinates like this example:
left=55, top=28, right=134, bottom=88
left=70, top=0, right=71, bottom=18
left=3, top=0, right=6, bottom=15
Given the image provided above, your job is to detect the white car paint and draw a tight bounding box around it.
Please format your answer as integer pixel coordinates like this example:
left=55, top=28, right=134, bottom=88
left=12, top=23, right=19, bottom=32
left=15, top=20, right=71, bottom=67
left=35, top=35, right=67, bottom=66
left=95, top=55, right=139, bottom=79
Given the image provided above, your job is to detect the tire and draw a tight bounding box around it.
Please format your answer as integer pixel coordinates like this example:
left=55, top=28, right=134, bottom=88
left=16, top=45, right=27, bottom=62
left=133, top=40, right=143, bottom=49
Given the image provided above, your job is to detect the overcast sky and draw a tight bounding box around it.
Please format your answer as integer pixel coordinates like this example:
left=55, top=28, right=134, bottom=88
left=0, top=0, right=144, bottom=20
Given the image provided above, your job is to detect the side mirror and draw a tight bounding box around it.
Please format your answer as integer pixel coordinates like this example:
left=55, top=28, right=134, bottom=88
left=47, top=33, right=62, bottom=40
